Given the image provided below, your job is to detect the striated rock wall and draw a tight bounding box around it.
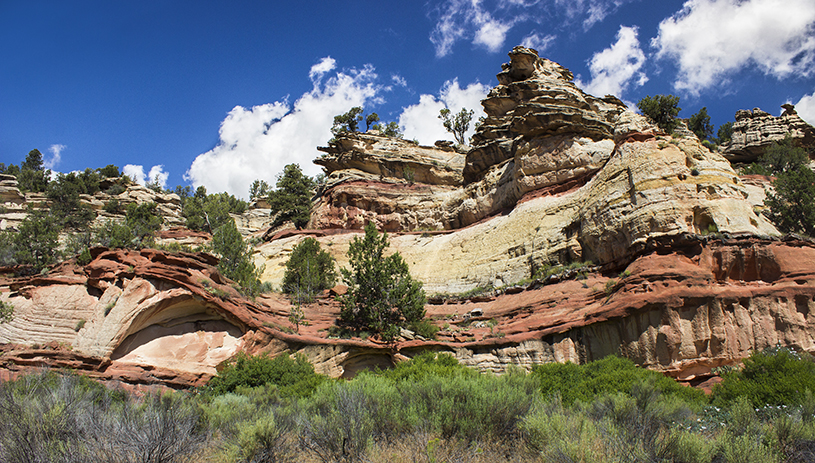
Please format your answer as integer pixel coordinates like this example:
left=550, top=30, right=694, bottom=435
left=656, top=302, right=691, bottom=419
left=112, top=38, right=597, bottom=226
left=722, top=104, right=815, bottom=162
left=304, top=47, right=774, bottom=287
left=2, top=236, right=815, bottom=387
left=0, top=249, right=272, bottom=386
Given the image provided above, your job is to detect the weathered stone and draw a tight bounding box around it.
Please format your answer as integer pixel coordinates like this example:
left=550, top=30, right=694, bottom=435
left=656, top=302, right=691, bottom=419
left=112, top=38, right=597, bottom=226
left=723, top=105, right=815, bottom=162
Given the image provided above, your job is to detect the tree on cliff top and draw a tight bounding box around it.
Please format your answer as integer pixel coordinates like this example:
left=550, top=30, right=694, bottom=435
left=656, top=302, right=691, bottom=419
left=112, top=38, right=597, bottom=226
left=331, top=106, right=363, bottom=135
left=339, top=222, right=426, bottom=340
left=688, top=107, right=713, bottom=141
left=637, top=95, right=681, bottom=133
left=439, top=107, right=474, bottom=145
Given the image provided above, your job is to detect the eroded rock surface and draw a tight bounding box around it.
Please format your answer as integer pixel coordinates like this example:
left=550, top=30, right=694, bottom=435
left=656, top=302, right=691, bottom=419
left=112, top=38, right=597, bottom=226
left=0, top=249, right=271, bottom=387
left=722, top=104, right=815, bottom=162
left=0, top=47, right=811, bottom=390
left=306, top=47, right=774, bottom=277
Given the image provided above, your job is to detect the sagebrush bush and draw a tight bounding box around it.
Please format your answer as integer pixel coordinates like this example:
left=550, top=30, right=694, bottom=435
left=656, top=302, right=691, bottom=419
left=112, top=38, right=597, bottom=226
left=531, top=355, right=706, bottom=406
left=712, top=346, right=815, bottom=407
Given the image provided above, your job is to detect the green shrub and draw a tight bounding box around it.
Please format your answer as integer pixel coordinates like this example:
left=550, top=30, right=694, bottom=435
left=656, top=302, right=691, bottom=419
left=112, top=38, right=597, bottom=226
left=531, top=355, right=706, bottom=406
left=407, top=319, right=439, bottom=340
left=103, top=198, right=122, bottom=214
left=204, top=352, right=326, bottom=398
left=712, top=345, right=815, bottom=407
left=765, top=165, right=815, bottom=237
left=0, top=301, right=12, bottom=323
left=11, top=209, right=61, bottom=273
left=378, top=352, right=473, bottom=382
left=46, top=171, right=98, bottom=229
left=395, top=368, right=537, bottom=442
left=521, top=397, right=604, bottom=461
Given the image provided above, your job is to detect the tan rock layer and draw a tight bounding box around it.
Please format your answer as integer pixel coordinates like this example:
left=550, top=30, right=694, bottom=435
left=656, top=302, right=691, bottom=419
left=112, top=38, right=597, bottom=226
left=722, top=105, right=815, bottom=162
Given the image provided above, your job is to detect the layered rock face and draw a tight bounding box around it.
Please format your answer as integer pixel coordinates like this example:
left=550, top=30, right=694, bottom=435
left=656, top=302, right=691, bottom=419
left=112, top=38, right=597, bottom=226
left=290, top=46, right=775, bottom=294
left=0, top=176, right=185, bottom=231
left=3, top=234, right=815, bottom=385
left=2, top=47, right=813, bottom=388
left=722, top=104, right=815, bottom=162
left=0, top=248, right=281, bottom=387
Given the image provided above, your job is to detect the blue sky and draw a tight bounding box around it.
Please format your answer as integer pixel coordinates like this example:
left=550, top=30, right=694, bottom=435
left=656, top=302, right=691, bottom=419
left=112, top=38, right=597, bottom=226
left=2, top=0, right=814, bottom=198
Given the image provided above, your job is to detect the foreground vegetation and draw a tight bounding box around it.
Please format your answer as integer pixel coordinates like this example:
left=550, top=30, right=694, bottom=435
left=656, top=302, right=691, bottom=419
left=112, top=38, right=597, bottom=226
left=3, top=347, right=815, bottom=462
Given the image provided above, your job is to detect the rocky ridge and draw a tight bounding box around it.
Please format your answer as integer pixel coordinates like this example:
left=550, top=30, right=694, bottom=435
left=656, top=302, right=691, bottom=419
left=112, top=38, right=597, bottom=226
left=1, top=46, right=814, bottom=388
left=722, top=104, right=815, bottom=162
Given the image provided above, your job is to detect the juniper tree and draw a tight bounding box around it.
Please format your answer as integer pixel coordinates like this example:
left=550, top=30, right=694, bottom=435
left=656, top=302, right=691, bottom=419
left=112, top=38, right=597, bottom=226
left=282, top=237, right=336, bottom=304
left=637, top=95, right=681, bottom=133
left=339, top=222, right=426, bottom=340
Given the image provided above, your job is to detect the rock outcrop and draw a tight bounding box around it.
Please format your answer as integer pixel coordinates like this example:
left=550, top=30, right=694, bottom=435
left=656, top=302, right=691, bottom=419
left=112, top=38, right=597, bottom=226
left=0, top=177, right=185, bottom=231
left=4, top=235, right=815, bottom=386
left=298, top=46, right=775, bottom=294
left=1, top=47, right=813, bottom=390
left=722, top=104, right=815, bottom=162
left=0, top=248, right=282, bottom=387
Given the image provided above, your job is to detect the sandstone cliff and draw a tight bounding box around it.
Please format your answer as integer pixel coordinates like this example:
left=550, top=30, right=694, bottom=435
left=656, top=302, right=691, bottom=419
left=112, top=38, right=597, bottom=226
left=1, top=47, right=812, bottom=389
left=2, top=234, right=814, bottom=387
left=722, top=104, right=815, bottom=163
left=294, top=46, right=775, bottom=294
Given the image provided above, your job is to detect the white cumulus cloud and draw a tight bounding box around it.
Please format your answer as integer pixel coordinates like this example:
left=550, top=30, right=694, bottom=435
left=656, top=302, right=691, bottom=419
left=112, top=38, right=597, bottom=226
left=124, top=164, right=169, bottom=189
left=308, top=57, right=336, bottom=81
left=795, top=91, right=815, bottom=126
left=575, top=25, right=647, bottom=99
left=473, top=18, right=513, bottom=53
left=653, top=0, right=815, bottom=96
left=431, top=0, right=515, bottom=56
left=399, top=79, right=489, bottom=145
left=44, top=144, right=66, bottom=170
left=185, top=59, right=381, bottom=198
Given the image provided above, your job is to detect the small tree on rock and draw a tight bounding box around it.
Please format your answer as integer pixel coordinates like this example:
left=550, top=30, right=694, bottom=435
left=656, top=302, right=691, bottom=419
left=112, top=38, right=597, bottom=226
left=439, top=108, right=474, bottom=145
left=267, top=164, right=315, bottom=230
left=17, top=149, right=50, bottom=193
left=339, top=223, right=426, bottom=340
left=365, top=113, right=380, bottom=131
left=283, top=237, right=337, bottom=304
left=373, top=121, right=403, bottom=138
left=688, top=107, right=713, bottom=141
left=637, top=95, right=681, bottom=133
left=13, top=209, right=60, bottom=273
left=331, top=107, right=363, bottom=135
left=717, top=121, right=734, bottom=145
left=212, top=219, right=265, bottom=296
left=765, top=165, right=815, bottom=237
left=742, top=134, right=809, bottom=176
